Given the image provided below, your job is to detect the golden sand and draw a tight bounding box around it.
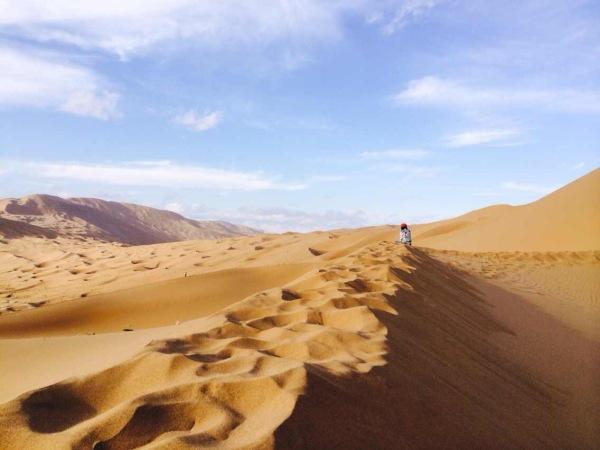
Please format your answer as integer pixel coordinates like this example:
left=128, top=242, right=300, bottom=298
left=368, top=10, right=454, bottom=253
left=0, top=170, right=598, bottom=448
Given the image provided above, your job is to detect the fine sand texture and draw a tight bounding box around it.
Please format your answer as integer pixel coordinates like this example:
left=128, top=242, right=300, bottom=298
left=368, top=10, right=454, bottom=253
left=0, top=227, right=391, bottom=315
left=0, top=169, right=599, bottom=449
left=422, top=249, right=600, bottom=340
left=1, top=236, right=598, bottom=448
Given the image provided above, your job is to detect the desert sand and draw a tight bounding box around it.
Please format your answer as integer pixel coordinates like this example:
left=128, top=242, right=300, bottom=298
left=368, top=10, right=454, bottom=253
left=413, top=168, right=600, bottom=252
left=0, top=170, right=598, bottom=449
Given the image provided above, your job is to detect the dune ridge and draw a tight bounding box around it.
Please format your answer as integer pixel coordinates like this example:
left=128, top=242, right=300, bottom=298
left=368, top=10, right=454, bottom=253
left=2, top=241, right=597, bottom=449
left=0, top=239, right=402, bottom=449
left=0, top=227, right=394, bottom=315
left=414, top=168, right=600, bottom=251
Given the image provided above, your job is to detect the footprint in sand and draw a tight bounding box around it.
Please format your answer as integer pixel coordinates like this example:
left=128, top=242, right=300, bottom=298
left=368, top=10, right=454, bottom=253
left=0, top=242, right=401, bottom=449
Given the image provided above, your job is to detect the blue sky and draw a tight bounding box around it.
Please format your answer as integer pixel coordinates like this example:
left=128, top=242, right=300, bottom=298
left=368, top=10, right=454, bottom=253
left=0, top=0, right=599, bottom=231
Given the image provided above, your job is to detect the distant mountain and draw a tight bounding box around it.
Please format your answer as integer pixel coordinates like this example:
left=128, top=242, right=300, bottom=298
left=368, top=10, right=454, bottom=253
left=0, top=194, right=259, bottom=244
left=413, top=168, right=600, bottom=252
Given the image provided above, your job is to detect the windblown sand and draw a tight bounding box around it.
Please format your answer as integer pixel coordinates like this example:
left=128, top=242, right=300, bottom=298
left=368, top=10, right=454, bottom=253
left=0, top=170, right=598, bottom=449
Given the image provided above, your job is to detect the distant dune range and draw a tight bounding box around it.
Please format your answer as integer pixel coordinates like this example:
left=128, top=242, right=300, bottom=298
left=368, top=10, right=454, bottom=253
left=0, top=194, right=258, bottom=244
left=0, top=170, right=598, bottom=449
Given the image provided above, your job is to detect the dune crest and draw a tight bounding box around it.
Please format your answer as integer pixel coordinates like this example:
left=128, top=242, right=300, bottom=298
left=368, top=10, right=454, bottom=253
left=2, top=240, right=596, bottom=449
left=0, top=227, right=394, bottom=315
left=414, top=168, right=600, bottom=251
left=0, top=241, right=404, bottom=449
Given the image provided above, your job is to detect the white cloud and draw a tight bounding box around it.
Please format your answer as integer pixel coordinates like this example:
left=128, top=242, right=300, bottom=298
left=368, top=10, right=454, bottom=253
left=5, top=160, right=305, bottom=191
left=218, top=207, right=371, bottom=232
left=0, top=1, right=346, bottom=58
left=502, top=181, right=554, bottom=194
left=0, top=1, right=443, bottom=58
left=61, top=90, right=119, bottom=120
left=0, top=1, right=442, bottom=120
left=361, top=148, right=429, bottom=160
left=164, top=202, right=184, bottom=214
left=444, top=129, right=521, bottom=148
left=173, top=110, right=222, bottom=132
left=369, top=0, right=440, bottom=35
left=383, top=164, right=440, bottom=178
left=0, top=46, right=119, bottom=119
left=394, top=76, right=600, bottom=113
left=191, top=204, right=443, bottom=232
left=193, top=206, right=385, bottom=233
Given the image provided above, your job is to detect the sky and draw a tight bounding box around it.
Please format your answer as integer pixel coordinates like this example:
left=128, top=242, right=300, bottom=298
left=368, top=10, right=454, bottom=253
left=0, top=0, right=599, bottom=232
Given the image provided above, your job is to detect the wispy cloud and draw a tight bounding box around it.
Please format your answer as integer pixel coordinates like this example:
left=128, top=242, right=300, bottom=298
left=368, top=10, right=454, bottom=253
left=394, top=76, right=600, bottom=113
left=1, top=2, right=444, bottom=58
left=173, top=110, right=222, bottom=132
left=0, top=46, right=119, bottom=119
left=361, top=148, right=429, bottom=160
left=444, top=129, right=522, bottom=148
left=502, top=181, right=555, bottom=194
left=201, top=206, right=373, bottom=232
left=188, top=203, right=443, bottom=232
left=367, top=0, right=441, bottom=35
left=375, top=163, right=440, bottom=178
left=4, top=160, right=305, bottom=191
left=61, top=90, right=119, bottom=120
left=0, top=1, right=344, bottom=58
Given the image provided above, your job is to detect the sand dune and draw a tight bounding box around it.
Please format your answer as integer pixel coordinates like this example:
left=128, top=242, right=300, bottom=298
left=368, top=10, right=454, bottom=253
left=1, top=240, right=598, bottom=448
left=0, top=171, right=599, bottom=449
left=414, top=168, right=600, bottom=251
left=0, top=235, right=397, bottom=449
left=424, top=249, right=600, bottom=340
left=0, top=194, right=258, bottom=244
left=0, top=263, right=315, bottom=337
left=0, top=227, right=393, bottom=314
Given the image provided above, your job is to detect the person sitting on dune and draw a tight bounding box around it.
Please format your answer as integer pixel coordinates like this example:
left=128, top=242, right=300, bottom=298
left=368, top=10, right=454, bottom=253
left=398, top=223, right=412, bottom=245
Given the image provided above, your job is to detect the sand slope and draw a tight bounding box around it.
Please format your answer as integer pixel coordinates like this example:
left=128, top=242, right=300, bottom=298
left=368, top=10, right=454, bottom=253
left=276, top=247, right=600, bottom=449
left=0, top=263, right=314, bottom=337
left=414, top=168, right=600, bottom=251
left=1, top=234, right=598, bottom=449
left=424, top=249, right=600, bottom=340
left=0, top=235, right=399, bottom=449
left=0, top=227, right=394, bottom=315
